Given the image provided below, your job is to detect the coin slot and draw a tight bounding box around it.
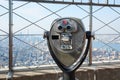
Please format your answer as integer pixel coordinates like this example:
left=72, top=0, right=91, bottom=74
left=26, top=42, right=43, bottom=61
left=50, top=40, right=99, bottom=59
left=52, top=35, right=59, bottom=39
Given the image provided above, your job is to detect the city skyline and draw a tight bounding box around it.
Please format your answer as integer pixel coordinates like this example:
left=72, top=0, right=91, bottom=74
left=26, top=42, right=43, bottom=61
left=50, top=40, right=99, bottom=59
left=0, top=0, right=120, bottom=69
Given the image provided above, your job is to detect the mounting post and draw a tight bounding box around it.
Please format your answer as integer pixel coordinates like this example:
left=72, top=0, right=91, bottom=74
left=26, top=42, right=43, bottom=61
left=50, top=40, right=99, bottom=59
left=7, top=0, right=14, bottom=80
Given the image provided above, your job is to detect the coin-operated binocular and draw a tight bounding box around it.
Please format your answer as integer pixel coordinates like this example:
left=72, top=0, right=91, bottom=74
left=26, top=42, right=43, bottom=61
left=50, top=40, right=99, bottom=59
left=44, top=17, right=93, bottom=80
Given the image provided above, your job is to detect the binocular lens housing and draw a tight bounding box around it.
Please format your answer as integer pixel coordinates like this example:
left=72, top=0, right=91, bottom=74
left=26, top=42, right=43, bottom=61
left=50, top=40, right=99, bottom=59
left=49, top=18, right=86, bottom=67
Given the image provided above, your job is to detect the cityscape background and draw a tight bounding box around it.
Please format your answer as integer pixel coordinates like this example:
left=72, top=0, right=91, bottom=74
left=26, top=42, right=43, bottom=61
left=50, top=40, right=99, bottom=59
left=0, top=0, right=120, bottom=69
left=0, top=34, right=120, bottom=68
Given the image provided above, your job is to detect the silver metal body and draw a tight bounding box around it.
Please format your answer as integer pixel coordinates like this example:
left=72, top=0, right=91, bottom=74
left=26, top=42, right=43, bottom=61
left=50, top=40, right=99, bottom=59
left=49, top=18, right=86, bottom=67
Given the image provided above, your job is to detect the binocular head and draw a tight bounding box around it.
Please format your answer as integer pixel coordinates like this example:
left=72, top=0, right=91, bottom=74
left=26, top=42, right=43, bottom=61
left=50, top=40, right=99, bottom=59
left=48, top=18, right=86, bottom=68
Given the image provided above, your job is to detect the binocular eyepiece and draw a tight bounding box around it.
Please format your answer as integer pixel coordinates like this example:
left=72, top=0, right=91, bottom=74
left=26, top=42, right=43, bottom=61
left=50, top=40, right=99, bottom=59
left=55, top=19, right=78, bottom=33
left=58, top=25, right=72, bottom=31
left=58, top=19, right=71, bottom=31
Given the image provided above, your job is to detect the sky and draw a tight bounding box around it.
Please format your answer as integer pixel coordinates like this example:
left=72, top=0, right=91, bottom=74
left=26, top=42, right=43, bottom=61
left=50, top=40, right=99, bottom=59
left=0, top=0, right=120, bottom=35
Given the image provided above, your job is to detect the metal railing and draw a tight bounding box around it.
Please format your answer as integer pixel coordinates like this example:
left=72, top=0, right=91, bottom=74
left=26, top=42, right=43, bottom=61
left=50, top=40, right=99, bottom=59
left=0, top=0, right=120, bottom=76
